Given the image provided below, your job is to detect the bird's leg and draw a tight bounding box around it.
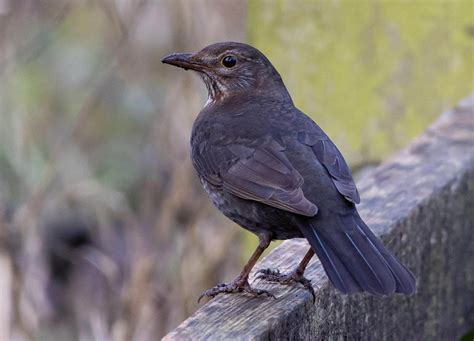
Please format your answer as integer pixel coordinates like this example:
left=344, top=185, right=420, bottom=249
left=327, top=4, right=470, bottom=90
left=257, top=247, right=316, bottom=302
left=198, top=235, right=274, bottom=303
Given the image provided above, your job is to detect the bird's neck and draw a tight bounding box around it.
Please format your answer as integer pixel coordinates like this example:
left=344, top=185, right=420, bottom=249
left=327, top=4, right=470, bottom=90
left=202, top=75, right=293, bottom=107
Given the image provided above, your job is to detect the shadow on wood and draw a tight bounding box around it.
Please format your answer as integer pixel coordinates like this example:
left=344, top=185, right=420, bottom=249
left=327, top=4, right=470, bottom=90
left=164, top=94, right=474, bottom=340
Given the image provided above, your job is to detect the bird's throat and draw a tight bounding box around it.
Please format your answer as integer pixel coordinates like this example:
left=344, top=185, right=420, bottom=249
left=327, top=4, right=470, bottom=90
left=200, top=73, right=225, bottom=105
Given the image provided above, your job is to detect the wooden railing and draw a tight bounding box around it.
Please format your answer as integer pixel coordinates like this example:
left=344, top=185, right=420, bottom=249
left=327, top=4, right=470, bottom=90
left=164, top=95, right=474, bottom=340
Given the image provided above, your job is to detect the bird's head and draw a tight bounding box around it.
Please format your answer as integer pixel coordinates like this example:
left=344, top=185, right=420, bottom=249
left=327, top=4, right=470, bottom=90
left=162, top=42, right=291, bottom=104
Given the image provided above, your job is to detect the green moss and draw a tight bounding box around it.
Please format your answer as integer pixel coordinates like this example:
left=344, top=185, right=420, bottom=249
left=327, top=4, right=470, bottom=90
left=248, top=0, right=473, bottom=165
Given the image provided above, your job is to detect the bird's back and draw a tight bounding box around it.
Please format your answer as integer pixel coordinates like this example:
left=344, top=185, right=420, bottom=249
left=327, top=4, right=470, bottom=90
left=192, top=95, right=355, bottom=214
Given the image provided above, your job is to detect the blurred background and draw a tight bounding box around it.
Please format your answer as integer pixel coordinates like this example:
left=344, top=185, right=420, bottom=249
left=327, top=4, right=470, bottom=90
left=0, top=0, right=472, bottom=339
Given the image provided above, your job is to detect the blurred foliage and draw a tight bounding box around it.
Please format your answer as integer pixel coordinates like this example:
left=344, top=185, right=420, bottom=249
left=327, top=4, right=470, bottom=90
left=0, top=2, right=160, bottom=206
left=0, top=0, right=245, bottom=339
left=249, top=0, right=474, bottom=166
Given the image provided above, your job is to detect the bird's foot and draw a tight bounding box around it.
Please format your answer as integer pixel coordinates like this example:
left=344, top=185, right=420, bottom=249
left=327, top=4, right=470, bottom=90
left=256, top=268, right=316, bottom=302
left=198, top=278, right=275, bottom=303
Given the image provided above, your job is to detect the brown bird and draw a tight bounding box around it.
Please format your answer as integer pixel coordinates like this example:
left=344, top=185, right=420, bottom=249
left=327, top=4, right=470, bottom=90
left=162, top=42, right=416, bottom=302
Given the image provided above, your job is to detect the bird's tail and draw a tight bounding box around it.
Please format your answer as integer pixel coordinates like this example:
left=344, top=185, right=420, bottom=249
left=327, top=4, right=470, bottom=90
left=298, top=214, right=416, bottom=295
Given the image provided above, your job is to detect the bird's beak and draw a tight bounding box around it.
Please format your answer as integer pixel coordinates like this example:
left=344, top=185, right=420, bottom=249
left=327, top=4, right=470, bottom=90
left=161, top=53, right=204, bottom=71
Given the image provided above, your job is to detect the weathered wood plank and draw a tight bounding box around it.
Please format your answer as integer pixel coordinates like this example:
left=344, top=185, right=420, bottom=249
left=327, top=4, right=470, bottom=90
left=164, top=95, right=474, bottom=340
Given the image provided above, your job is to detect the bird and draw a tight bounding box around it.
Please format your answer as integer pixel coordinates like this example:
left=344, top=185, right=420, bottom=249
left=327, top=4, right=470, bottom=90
left=162, top=42, right=416, bottom=302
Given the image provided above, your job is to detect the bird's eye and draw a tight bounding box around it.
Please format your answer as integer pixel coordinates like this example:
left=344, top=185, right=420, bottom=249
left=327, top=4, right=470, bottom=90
left=222, top=55, right=237, bottom=68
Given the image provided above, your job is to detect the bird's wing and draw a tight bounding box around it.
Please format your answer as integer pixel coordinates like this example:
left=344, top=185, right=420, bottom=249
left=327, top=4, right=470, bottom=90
left=196, top=138, right=318, bottom=217
left=297, top=131, right=360, bottom=204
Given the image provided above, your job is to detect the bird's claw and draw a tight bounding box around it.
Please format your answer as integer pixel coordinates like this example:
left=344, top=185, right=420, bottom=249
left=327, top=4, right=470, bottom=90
left=198, top=280, right=275, bottom=303
left=257, top=268, right=316, bottom=303
left=256, top=268, right=282, bottom=280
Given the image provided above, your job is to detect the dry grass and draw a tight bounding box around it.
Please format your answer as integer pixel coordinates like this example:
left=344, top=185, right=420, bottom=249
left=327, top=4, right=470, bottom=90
left=0, top=0, right=247, bottom=339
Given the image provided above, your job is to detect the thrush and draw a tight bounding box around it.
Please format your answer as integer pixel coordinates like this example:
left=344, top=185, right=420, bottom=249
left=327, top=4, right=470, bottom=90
left=162, top=42, right=416, bottom=302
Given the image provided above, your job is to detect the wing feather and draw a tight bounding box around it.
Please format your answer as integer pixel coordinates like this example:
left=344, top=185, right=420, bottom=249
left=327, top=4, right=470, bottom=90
left=298, top=131, right=360, bottom=204
left=219, top=140, right=318, bottom=217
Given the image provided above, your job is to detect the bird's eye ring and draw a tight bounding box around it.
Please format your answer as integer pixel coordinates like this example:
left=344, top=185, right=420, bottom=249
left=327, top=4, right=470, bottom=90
left=222, top=55, right=237, bottom=68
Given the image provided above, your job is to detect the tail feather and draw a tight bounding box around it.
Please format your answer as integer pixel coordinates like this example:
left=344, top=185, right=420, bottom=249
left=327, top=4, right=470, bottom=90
left=341, top=228, right=396, bottom=294
left=298, top=214, right=416, bottom=295
left=355, top=223, right=416, bottom=294
left=307, top=227, right=361, bottom=293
